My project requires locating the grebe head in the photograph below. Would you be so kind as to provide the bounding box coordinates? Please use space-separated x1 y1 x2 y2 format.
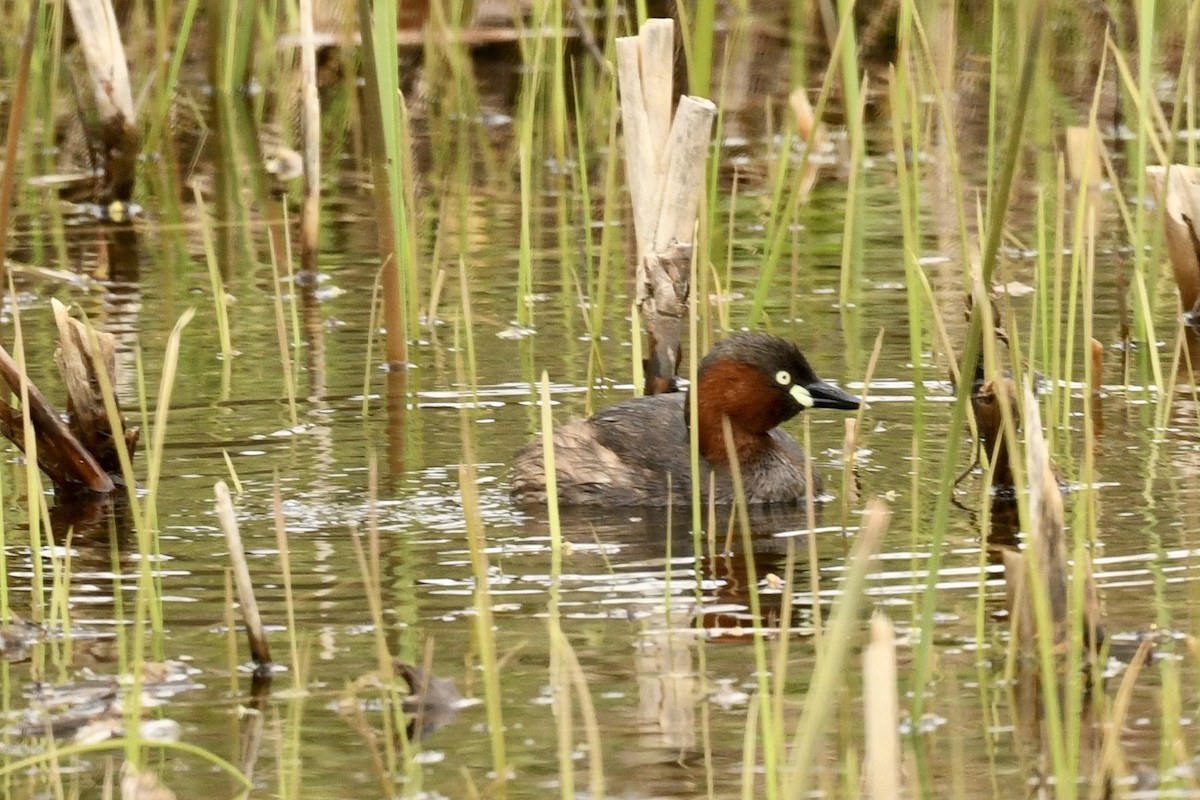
691 333 860 462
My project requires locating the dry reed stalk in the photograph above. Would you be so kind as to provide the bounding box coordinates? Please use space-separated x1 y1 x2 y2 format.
299 0 321 273
1065 127 1103 187
272 478 301 674
65 0 138 201
52 299 139 475
615 19 716 394
1090 638 1153 794
1001 547 1032 653
788 88 828 203
842 417 859 507
1005 386 1103 654
1147 165 1200 311
214 481 272 672
1066 127 1106 243
785 500 891 800
1025 384 1070 647
863 613 901 800
615 22 668 253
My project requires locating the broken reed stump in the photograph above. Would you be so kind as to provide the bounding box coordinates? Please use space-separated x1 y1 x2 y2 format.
65 0 138 202
52 299 139 477
0 300 139 496
214 480 273 674
1147 165 1200 315
616 19 716 395
862 614 901 800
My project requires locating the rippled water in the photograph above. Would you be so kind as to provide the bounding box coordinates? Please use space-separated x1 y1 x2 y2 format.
2 11 1199 800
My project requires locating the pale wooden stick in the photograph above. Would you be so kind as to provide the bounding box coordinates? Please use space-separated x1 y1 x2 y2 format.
636 95 716 393
64 0 134 122
1024 384 1102 654
842 418 859 508
1002 548 1032 651
1089 337 1104 395
615 36 654 258
650 96 717 251
638 19 675 161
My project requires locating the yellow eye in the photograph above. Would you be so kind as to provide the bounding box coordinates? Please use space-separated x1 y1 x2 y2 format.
775 370 791 385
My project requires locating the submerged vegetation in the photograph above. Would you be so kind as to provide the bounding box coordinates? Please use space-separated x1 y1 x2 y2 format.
0 0 1198 797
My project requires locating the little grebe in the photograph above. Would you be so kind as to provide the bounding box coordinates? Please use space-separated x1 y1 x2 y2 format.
511 333 860 506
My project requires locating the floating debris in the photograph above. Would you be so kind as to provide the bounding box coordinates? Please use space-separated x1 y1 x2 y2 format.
263 145 304 182
0 619 47 662
13 661 198 743
496 323 537 340
709 678 748 710
994 280 1035 297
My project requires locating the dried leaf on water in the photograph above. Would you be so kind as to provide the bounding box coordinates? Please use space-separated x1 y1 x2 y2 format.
993 280 1035 298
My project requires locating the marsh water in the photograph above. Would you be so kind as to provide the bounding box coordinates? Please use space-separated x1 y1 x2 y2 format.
3 10 1200 800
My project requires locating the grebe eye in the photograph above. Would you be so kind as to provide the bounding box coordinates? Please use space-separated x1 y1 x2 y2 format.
775 370 791 386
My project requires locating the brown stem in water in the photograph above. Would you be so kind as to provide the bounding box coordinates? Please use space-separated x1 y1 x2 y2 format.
356 0 407 366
